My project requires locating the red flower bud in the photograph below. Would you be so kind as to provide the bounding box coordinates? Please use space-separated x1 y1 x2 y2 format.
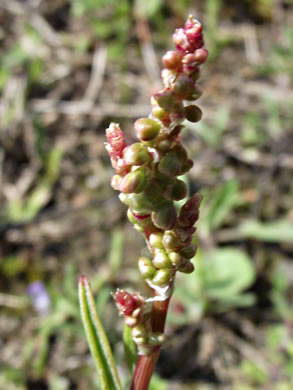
194 48 208 63
162 51 182 69
113 289 142 316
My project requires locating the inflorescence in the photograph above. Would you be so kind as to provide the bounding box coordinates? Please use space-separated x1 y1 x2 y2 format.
105 15 208 355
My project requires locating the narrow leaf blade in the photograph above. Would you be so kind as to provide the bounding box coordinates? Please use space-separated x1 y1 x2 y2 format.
123 324 137 374
79 276 122 390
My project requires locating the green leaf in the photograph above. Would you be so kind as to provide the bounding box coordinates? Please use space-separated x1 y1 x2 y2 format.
79 276 122 390
239 219 293 242
123 324 137 374
204 248 255 299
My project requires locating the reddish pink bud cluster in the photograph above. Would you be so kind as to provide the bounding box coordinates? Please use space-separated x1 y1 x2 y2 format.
113 289 143 316
105 123 127 174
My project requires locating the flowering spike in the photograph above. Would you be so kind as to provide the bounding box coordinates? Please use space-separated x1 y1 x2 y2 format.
104 16 208 359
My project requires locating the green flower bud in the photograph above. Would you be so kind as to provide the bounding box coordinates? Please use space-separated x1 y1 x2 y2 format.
162 50 182 69
138 257 156 278
135 118 161 141
162 231 182 251
154 90 178 112
156 139 172 153
168 252 182 267
123 143 151 166
164 179 187 201
179 244 197 259
151 203 177 230
126 193 153 214
158 152 182 177
152 105 168 121
178 260 194 274
149 332 166 345
134 224 144 232
132 324 147 338
144 179 163 203
149 232 164 249
184 105 202 123
133 336 148 346
120 167 147 194
153 250 172 269
171 144 188 163
152 269 173 286
172 74 195 96
184 86 202 101
180 158 194 174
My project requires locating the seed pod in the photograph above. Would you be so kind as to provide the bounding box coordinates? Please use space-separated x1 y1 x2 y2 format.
149 232 164 249
179 259 194 274
154 90 178 112
184 105 202 123
135 118 161 141
158 152 182 177
120 167 146 194
162 231 182 251
172 74 195 96
138 257 156 279
162 50 182 69
153 250 172 269
168 252 182 267
165 179 187 201
151 203 177 230
180 244 197 259
123 143 151 166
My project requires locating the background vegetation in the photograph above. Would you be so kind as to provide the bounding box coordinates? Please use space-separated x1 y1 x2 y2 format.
0 0 293 389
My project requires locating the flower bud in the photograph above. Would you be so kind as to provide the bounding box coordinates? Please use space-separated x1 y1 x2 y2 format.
180 158 194 174
172 74 195 96
151 203 177 230
194 48 208 63
154 90 178 112
135 118 161 141
138 257 156 279
125 316 138 327
173 28 190 51
152 269 173 286
184 86 202 101
133 336 148 346
165 179 187 201
149 332 166 345
123 143 151 166
127 209 150 225
113 289 142 316
153 250 172 269
156 139 172 153
120 167 146 194
162 231 182 251
161 69 176 88
126 193 153 214
132 324 147 338
168 252 182 267
162 50 182 69
158 152 182 177
149 232 164 249
152 105 168 121
179 244 197 259
111 175 122 190
184 105 202 123
143 179 163 203
171 144 188 163
179 259 194 273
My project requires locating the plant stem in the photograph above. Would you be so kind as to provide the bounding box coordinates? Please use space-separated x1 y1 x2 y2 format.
130 297 170 390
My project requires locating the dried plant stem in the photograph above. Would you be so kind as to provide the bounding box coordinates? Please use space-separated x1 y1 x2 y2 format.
130 298 170 390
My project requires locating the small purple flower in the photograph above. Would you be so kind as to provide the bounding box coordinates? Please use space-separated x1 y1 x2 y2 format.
28 281 51 316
